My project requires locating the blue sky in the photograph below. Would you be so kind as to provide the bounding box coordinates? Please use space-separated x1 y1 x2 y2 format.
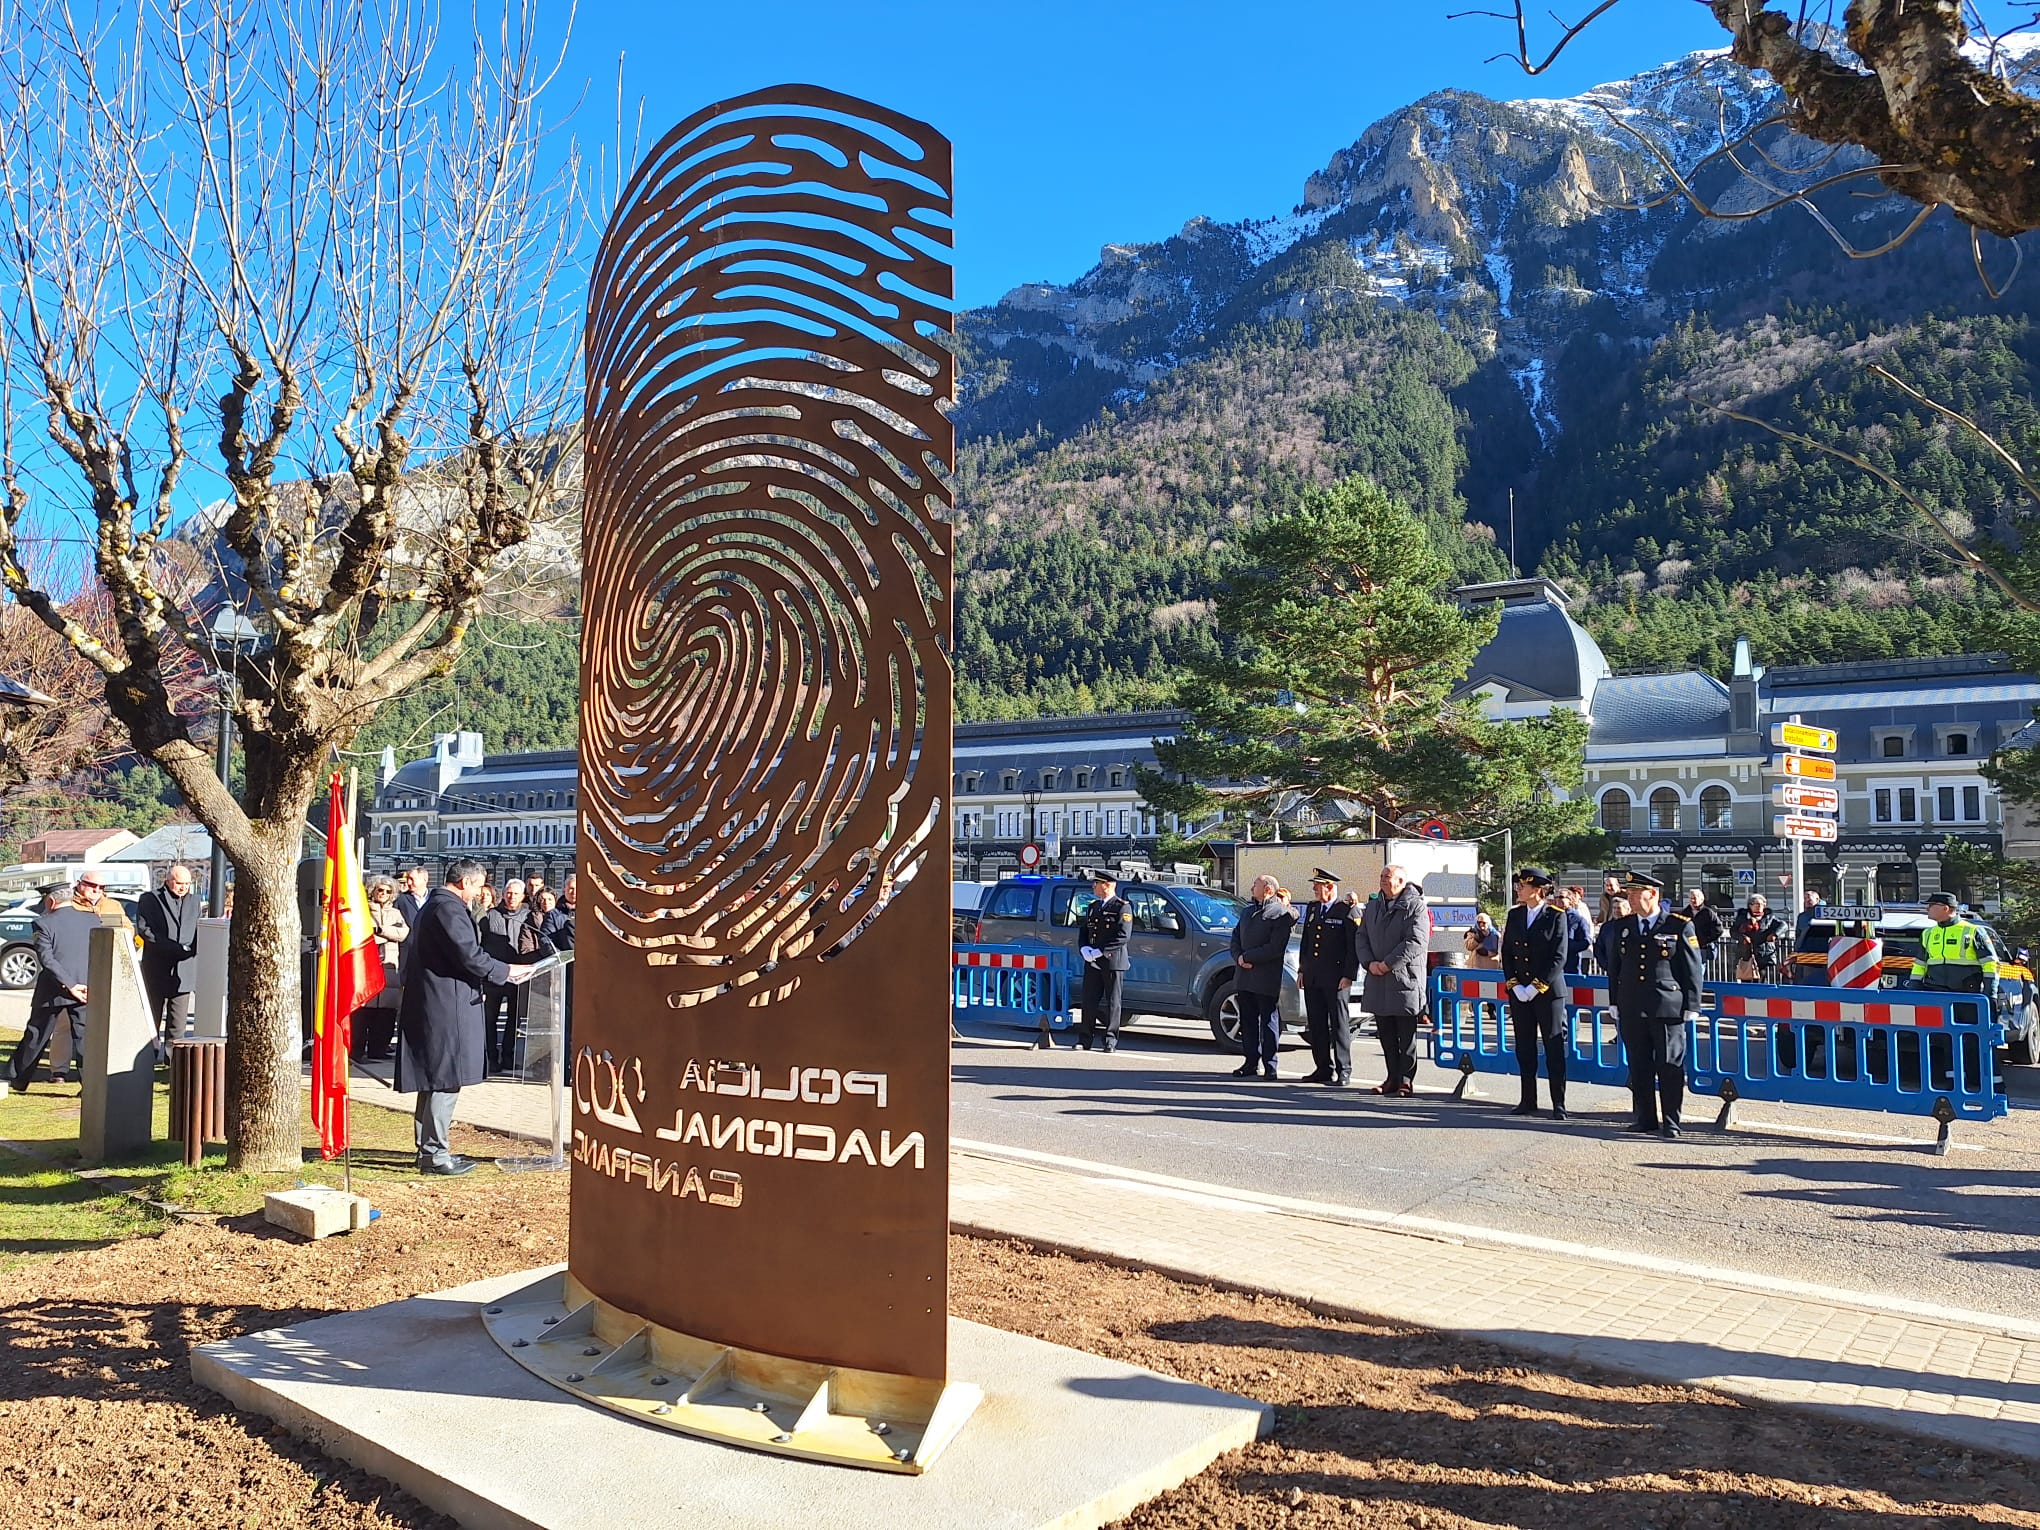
560 1 1730 307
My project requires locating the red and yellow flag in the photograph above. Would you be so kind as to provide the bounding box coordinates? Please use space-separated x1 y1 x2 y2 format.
311 770 384 1159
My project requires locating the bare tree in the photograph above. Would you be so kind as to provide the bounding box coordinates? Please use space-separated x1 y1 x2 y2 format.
0 549 211 793
0 0 587 1170
1471 2 2040 240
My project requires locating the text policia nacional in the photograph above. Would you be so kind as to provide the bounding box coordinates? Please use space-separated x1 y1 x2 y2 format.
572 1054 929 1206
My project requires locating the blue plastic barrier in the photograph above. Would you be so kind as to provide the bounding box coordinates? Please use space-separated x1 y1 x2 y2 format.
1689 982 2005 1145
1427 968 2008 1149
952 945 1075 1030
1429 970 1631 1092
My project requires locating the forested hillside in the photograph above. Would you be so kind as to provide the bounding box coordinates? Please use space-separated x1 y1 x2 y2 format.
950 43 2040 713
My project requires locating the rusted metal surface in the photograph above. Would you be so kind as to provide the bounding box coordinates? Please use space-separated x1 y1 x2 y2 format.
169 1038 228 1167
572 85 955 1384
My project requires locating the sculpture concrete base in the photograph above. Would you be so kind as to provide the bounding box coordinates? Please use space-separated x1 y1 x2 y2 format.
192 1266 1270 1530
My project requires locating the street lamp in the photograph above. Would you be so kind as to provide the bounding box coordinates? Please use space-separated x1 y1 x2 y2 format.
207 607 262 917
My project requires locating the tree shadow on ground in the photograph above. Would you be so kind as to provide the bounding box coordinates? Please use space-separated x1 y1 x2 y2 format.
1143 1313 2040 1528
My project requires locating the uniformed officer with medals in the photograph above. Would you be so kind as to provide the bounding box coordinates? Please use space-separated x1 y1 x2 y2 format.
1076 868 1133 1054
1501 867 1569 1119
1297 867 1359 1086
1609 871 1703 1139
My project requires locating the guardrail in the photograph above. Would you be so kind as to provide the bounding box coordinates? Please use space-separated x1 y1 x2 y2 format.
1427 969 2007 1152
1431 972 1629 1091
1689 982 2004 1151
952 945 1075 1031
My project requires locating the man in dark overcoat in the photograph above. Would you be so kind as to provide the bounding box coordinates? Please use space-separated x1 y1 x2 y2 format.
1229 874 1296 1079
396 859 534 1174
1296 867 1358 1085
1608 871 1703 1140
1501 867 1569 1119
135 862 201 1055
1075 868 1132 1053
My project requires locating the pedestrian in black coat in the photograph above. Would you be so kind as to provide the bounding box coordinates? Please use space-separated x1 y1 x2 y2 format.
479 881 552 1072
1609 872 1703 1140
1229 875 1296 1079
1296 869 1359 1085
395 861 533 1174
135 863 202 1052
5 876 108 1093
1074 869 1132 1053
1501 869 1569 1119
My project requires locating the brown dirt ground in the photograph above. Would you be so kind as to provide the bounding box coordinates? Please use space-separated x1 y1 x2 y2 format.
3 1134 2038 1530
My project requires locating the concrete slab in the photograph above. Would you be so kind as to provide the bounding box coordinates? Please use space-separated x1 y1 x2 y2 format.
192 1266 1270 1530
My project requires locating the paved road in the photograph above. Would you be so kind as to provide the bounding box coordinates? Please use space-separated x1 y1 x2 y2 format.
952 1010 2040 1323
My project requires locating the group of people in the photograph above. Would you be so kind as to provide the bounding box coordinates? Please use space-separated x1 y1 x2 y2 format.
1060 863 1433 1098
340 862 577 1175
351 866 576 1073
1 857 578 1178
1466 878 1809 984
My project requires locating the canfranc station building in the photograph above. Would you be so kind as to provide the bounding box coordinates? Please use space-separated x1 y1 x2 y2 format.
366 579 2037 907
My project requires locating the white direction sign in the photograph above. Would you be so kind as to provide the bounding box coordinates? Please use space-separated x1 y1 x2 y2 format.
1774 813 1839 843
1771 781 1840 813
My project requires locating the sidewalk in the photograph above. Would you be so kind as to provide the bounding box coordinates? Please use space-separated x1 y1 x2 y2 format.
346 1064 2040 1460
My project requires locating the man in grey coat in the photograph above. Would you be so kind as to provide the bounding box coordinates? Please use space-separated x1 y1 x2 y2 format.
1228 874 1296 1079
396 860 534 1174
1355 864 1429 1097
3 873 107 1094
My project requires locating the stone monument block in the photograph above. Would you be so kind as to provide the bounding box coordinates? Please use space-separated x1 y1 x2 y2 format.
80 922 156 1163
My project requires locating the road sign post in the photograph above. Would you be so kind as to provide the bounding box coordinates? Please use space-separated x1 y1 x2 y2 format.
1768 715 1839 917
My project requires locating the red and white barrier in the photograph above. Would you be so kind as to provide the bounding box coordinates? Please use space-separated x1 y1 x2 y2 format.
952 950 1054 970
1717 992 1944 1028
1827 936 1884 989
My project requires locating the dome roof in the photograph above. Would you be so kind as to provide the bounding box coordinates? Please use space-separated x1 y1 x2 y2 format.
1455 579 1609 707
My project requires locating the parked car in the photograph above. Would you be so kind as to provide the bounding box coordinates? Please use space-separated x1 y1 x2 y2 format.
951 881 990 945
970 874 1304 1047
0 903 39 989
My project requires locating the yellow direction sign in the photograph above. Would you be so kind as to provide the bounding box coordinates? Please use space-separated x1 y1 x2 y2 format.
1773 753 1837 781
1775 813 1839 842
1770 721 1837 752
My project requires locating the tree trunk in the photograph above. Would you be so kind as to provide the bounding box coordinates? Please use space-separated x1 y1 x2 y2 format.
224 828 308 1172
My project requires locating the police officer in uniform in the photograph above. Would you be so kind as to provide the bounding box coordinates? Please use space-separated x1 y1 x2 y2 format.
1909 891 2001 999
1076 868 1133 1054
1501 867 1569 1120
1297 868 1358 1086
1609 871 1703 1140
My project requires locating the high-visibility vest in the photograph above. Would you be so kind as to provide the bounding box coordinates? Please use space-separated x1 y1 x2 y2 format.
1911 919 1999 980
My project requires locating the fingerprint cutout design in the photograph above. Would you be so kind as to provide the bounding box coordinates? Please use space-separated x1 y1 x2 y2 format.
580 86 954 1013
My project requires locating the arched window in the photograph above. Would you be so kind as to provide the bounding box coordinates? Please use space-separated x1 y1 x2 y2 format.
380 825 392 850
1598 789 1632 832
1698 785 1732 830
397 826 410 852
1649 788 1681 832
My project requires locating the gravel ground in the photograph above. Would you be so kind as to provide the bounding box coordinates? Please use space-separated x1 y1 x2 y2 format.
3 1162 2037 1529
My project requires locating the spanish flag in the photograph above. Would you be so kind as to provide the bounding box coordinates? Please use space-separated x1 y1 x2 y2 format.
311 770 384 1159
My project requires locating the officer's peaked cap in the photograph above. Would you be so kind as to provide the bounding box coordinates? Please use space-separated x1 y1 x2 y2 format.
1623 871 1664 891
1086 867 1118 883
1311 867 1338 884
1514 866 1553 888
1924 890 1959 909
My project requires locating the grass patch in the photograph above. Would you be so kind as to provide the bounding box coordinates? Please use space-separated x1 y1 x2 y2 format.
1 1012 529 1225
0 1145 164 1272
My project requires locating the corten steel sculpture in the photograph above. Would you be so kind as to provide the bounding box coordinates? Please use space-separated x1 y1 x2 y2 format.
482 86 972 1471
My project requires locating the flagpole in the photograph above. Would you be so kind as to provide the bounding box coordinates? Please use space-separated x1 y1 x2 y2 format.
344 765 357 1199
